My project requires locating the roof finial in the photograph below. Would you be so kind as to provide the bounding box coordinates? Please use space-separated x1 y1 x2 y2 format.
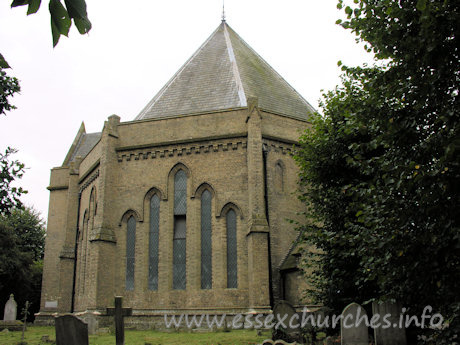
222 0 226 22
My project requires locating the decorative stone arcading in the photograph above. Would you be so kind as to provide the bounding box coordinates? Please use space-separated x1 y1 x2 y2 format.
116 140 247 163
79 169 100 193
262 138 296 155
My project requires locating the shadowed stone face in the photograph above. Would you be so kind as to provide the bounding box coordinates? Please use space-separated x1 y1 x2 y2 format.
55 315 88 345
372 301 407 345
341 303 369 345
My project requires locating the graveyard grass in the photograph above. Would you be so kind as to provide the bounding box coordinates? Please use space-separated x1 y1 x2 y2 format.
0 325 269 344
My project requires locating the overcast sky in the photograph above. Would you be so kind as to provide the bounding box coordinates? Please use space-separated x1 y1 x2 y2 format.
0 0 374 219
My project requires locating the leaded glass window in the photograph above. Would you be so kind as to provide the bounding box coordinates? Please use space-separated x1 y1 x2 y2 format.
201 190 212 289
226 209 237 288
275 162 284 192
126 216 136 290
173 170 187 289
148 194 160 290
174 170 187 215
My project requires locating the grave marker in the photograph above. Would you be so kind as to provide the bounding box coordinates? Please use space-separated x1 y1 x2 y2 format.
341 302 368 345
107 296 132 345
372 301 407 345
3 294 17 321
55 314 89 345
273 300 297 334
20 301 30 343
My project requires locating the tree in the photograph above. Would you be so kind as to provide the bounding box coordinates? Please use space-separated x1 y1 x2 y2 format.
10 0 91 47
1 0 91 68
0 147 27 215
294 0 459 343
0 207 45 321
0 0 89 321
0 67 20 114
0 207 45 260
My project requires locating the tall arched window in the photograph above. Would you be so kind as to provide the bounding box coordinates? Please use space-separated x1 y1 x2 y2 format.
173 170 187 290
89 188 96 229
126 216 136 290
275 162 284 192
148 194 160 290
77 212 89 296
81 216 89 294
201 190 212 289
226 209 237 288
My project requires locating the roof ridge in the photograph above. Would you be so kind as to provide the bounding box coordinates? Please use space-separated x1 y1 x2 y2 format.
134 22 315 121
135 23 225 120
277 230 303 271
62 122 86 166
225 24 316 114
222 22 246 107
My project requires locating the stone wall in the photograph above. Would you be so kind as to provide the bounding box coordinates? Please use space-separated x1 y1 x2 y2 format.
38 107 311 322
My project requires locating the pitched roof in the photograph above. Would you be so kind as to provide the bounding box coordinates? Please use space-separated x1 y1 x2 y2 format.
278 231 304 271
135 21 315 121
62 122 101 166
69 132 101 162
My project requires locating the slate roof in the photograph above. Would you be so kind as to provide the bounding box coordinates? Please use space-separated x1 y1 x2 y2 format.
69 132 101 163
278 231 304 271
62 122 101 166
135 21 315 121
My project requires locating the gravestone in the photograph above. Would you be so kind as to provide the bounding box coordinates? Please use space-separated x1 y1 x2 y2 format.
107 296 132 345
273 300 297 334
372 301 407 345
341 303 368 345
55 314 89 345
79 312 98 335
272 300 303 344
3 294 17 321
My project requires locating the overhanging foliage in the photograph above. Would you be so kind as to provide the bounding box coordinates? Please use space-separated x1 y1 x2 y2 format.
295 0 459 343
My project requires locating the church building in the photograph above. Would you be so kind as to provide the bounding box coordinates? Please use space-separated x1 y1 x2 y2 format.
36 19 315 328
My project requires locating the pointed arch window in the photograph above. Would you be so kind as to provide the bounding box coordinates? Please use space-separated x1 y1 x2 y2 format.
126 216 136 290
148 194 160 290
226 209 237 288
173 170 187 290
275 162 284 192
77 213 89 296
201 190 212 289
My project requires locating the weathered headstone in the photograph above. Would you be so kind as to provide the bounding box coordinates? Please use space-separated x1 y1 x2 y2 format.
107 296 132 345
273 300 297 334
3 294 17 321
273 300 303 344
78 312 98 335
341 302 368 345
55 314 89 345
372 301 407 345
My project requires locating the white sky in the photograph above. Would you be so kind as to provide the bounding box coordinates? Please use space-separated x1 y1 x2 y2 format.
0 0 374 220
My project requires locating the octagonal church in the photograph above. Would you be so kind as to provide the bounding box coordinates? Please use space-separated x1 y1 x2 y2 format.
36 20 315 327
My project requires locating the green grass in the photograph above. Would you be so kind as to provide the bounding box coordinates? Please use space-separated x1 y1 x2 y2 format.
0 326 270 345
